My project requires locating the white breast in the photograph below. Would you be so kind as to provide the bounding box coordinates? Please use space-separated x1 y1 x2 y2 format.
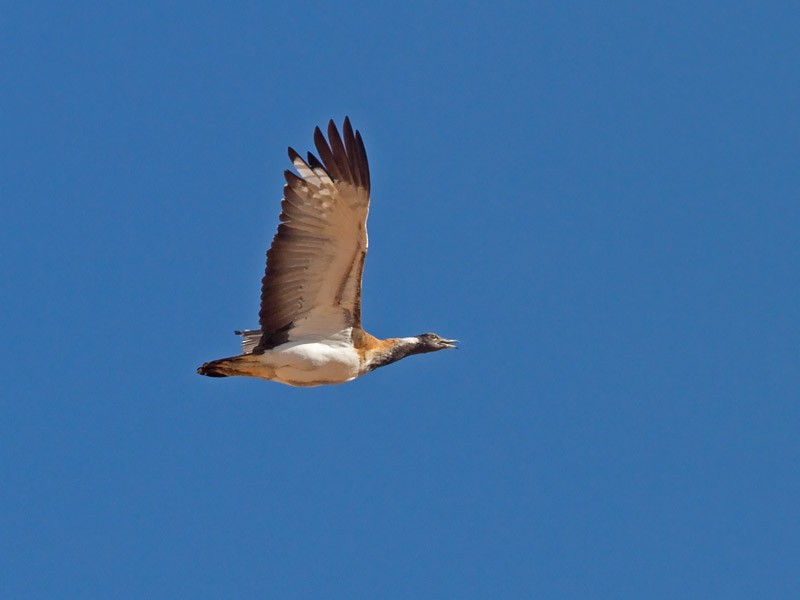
261 341 361 387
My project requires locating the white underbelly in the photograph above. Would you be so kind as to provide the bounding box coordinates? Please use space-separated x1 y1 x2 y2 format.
263 342 361 387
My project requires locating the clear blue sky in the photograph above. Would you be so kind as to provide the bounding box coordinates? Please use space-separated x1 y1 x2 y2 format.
3 2 799 598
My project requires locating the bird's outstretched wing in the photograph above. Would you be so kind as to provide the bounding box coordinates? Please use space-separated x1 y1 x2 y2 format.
253 117 371 352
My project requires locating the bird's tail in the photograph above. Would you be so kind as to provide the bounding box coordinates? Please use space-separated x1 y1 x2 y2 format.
197 354 270 379
197 357 236 377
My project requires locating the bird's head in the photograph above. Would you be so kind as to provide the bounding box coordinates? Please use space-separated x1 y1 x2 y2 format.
415 333 458 353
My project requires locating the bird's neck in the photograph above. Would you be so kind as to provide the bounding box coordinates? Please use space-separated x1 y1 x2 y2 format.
365 337 421 371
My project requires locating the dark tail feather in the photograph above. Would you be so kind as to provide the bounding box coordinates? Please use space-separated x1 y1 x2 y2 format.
197 360 230 378
197 354 268 379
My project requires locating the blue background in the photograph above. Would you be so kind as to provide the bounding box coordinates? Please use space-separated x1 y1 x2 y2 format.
3 2 799 597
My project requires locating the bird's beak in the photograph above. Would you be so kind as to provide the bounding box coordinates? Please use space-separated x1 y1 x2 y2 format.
441 338 458 349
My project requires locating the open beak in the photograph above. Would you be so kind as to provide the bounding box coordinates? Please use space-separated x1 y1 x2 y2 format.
441 338 459 349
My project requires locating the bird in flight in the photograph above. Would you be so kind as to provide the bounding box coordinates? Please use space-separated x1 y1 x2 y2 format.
197 117 456 387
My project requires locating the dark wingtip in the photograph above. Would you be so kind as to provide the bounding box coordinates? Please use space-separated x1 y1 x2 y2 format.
355 130 370 191
306 151 324 170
